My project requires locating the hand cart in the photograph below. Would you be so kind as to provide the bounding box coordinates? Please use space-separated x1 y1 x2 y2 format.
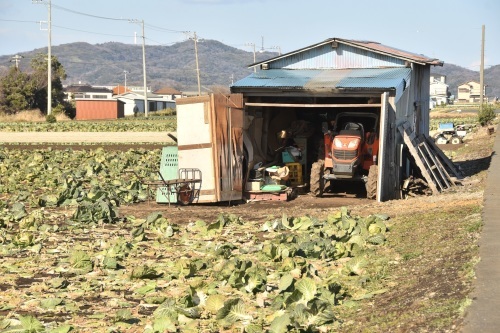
124 168 202 205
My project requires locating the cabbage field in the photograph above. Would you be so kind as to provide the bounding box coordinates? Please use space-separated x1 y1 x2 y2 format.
0 146 393 332
0 117 176 132
0 111 491 332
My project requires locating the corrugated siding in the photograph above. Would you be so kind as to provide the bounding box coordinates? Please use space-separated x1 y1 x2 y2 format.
269 43 407 70
75 100 123 120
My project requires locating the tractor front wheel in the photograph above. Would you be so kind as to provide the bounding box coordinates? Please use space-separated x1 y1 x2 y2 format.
310 160 326 197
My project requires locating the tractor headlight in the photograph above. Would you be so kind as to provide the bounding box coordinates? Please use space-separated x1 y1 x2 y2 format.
333 138 343 148
347 138 360 148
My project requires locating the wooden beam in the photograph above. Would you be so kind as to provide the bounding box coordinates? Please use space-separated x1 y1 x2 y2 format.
398 124 440 194
244 102 382 108
423 134 462 178
178 143 212 150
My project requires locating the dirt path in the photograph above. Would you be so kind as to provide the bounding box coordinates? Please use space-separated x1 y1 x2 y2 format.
0 131 177 143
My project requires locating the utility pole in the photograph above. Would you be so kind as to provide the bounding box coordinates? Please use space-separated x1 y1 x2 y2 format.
130 19 148 117
32 0 52 116
245 43 256 72
123 70 128 92
192 32 201 96
141 20 148 117
270 45 282 55
479 24 485 110
10 55 24 70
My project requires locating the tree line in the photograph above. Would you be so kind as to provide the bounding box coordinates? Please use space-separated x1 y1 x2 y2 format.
0 54 73 117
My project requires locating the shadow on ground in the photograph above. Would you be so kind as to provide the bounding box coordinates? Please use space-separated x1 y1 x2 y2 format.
455 153 494 177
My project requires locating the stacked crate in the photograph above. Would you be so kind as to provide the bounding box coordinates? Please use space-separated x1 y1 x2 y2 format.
286 163 303 186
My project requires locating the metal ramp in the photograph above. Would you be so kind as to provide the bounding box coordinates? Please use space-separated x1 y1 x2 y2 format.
398 122 463 194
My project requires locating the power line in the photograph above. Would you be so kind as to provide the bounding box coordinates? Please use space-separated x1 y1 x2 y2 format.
51 4 188 36
144 23 186 34
143 37 180 47
0 18 39 23
2 5 195 48
51 5 189 47
51 4 130 21
52 24 132 38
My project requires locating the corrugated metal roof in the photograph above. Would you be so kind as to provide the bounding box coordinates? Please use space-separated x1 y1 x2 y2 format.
65 84 112 94
339 39 442 66
154 87 182 95
250 37 443 69
232 67 411 98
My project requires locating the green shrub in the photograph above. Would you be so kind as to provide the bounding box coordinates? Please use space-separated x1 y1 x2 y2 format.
51 104 65 116
477 103 496 126
45 113 57 123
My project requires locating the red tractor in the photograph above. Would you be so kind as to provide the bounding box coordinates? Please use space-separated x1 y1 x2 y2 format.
310 112 380 199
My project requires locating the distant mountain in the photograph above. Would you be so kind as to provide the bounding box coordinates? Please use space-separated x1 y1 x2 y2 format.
0 41 498 99
432 63 500 100
0 40 276 92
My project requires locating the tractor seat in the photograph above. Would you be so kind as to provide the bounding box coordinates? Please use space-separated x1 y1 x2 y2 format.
339 122 363 137
344 122 361 131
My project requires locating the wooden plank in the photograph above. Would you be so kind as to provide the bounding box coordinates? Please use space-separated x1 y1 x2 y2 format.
244 102 382 108
416 144 446 190
419 139 453 187
244 191 288 201
431 153 455 184
214 93 245 200
176 95 210 105
407 130 417 142
398 124 439 194
417 145 444 191
178 143 212 150
377 92 390 202
423 134 462 178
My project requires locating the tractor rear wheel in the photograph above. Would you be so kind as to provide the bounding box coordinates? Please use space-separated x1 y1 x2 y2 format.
310 159 326 197
366 165 378 199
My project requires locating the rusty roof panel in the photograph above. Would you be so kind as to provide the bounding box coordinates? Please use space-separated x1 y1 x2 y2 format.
231 67 411 101
338 39 443 65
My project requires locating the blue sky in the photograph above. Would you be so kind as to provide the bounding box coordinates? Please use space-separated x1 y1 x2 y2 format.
0 0 499 70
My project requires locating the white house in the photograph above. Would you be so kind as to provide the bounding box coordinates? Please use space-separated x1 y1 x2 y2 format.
116 91 176 116
153 87 183 101
457 81 486 103
429 75 449 109
64 84 113 102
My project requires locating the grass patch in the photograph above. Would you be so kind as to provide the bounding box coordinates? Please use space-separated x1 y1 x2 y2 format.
0 109 71 122
338 201 483 332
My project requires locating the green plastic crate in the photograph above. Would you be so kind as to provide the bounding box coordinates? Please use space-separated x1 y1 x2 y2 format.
156 146 178 203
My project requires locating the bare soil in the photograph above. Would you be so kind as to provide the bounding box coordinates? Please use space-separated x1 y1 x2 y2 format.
1 119 495 332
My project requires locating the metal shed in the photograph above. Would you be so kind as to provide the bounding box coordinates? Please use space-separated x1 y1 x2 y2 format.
174 38 445 203
75 99 125 120
228 38 444 202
